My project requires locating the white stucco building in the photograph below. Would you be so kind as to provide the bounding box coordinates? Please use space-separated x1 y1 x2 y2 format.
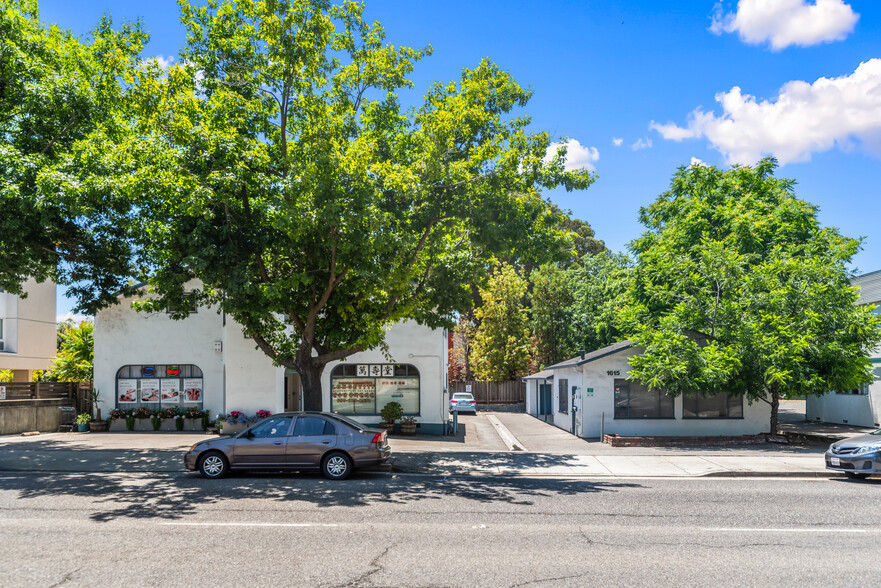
94 284 450 434
806 269 881 428
0 279 57 381
524 342 771 438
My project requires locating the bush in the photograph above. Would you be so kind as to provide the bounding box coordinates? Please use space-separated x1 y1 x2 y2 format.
380 401 403 424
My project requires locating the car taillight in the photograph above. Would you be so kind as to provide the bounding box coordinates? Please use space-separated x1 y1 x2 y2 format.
371 433 383 444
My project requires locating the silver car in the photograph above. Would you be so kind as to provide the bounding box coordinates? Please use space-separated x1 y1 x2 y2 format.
185 412 391 480
825 429 881 479
450 392 477 413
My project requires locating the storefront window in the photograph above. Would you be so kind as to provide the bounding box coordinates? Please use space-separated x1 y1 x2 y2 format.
116 364 203 408
330 364 419 415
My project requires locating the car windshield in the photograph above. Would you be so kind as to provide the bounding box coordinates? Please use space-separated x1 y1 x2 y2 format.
453 394 474 400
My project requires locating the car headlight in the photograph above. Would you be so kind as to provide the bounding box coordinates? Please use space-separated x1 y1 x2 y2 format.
829 443 836 452
854 444 881 456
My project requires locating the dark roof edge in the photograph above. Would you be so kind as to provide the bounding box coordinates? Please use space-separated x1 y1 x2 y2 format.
546 341 635 370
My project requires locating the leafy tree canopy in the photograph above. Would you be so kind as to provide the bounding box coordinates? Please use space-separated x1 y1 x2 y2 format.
0 0 147 306
7 0 595 408
471 264 530 381
619 159 881 432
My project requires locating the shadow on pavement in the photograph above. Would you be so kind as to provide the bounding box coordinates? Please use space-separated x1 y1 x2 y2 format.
0 470 642 523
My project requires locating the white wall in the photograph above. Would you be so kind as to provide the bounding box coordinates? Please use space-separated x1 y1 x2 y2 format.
322 320 448 430
806 371 881 429
546 347 771 438
93 284 225 416
0 279 56 371
95 292 448 430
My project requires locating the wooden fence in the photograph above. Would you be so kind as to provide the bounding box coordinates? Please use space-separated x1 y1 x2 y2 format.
0 381 93 413
450 380 525 405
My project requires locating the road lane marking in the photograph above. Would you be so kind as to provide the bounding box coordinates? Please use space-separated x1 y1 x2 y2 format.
161 523 339 528
702 528 871 533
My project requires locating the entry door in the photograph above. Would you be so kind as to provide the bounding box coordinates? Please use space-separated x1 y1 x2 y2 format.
285 372 301 412
539 384 553 415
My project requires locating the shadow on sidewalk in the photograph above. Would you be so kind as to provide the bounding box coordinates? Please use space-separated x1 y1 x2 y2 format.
0 470 642 523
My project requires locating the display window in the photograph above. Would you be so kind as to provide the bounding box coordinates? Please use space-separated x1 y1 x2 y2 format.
330 364 420 415
115 365 203 408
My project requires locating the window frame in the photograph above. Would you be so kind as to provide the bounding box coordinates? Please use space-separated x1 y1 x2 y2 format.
613 378 674 419
682 392 744 419
558 378 569 414
114 364 204 409
329 363 420 416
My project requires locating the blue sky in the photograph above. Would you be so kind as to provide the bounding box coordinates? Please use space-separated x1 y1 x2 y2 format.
41 0 881 319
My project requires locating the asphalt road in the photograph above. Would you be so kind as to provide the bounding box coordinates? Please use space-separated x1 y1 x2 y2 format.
1 471 879 587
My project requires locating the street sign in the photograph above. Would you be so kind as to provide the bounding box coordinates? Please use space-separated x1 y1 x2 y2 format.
465 384 472 392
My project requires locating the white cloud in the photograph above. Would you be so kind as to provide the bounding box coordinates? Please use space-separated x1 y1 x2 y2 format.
143 55 175 69
650 59 881 165
545 139 600 171
612 137 624 147
56 312 91 324
710 0 859 50
690 157 708 167
630 137 652 151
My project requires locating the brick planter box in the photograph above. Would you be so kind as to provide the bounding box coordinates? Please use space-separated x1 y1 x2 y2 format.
603 433 777 447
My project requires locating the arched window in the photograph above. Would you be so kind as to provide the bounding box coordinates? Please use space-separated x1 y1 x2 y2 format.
115 364 204 408
330 363 420 416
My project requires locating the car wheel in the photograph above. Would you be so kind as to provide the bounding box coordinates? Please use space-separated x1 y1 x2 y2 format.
322 452 352 480
845 472 870 480
198 451 229 479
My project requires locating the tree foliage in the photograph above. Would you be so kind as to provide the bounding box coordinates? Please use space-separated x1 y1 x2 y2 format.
46 320 94 382
0 0 147 307
568 251 632 353
8 0 593 409
528 264 575 369
619 159 881 432
471 264 530 381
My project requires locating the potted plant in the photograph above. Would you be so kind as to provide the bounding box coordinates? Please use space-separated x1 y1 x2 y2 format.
379 401 403 432
400 415 417 435
151 411 162 431
74 413 92 432
89 389 107 432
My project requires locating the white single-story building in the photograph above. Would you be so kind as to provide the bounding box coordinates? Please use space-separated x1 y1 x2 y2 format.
94 283 450 434
807 269 881 428
524 341 771 438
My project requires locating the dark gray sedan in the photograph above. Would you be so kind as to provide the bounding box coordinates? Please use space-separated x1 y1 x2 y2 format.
825 429 881 479
185 412 391 480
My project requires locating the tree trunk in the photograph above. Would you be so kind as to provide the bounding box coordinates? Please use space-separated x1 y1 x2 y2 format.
769 383 780 435
296 358 326 412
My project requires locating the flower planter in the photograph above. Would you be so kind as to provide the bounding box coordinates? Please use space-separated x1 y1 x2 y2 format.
218 422 249 436
399 424 417 436
109 419 128 432
76 423 90 432
89 420 107 432
185 418 205 431
134 419 154 431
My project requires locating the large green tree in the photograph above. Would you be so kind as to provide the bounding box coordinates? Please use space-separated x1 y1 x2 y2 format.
471 264 530 381
569 251 632 353
620 159 881 433
0 0 147 307
44 0 592 409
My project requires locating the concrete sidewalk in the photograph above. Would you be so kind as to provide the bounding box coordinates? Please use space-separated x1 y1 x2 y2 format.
0 428 835 478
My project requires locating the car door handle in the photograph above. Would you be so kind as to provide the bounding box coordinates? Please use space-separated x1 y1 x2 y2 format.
273 442 283 445
321 440 332 444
